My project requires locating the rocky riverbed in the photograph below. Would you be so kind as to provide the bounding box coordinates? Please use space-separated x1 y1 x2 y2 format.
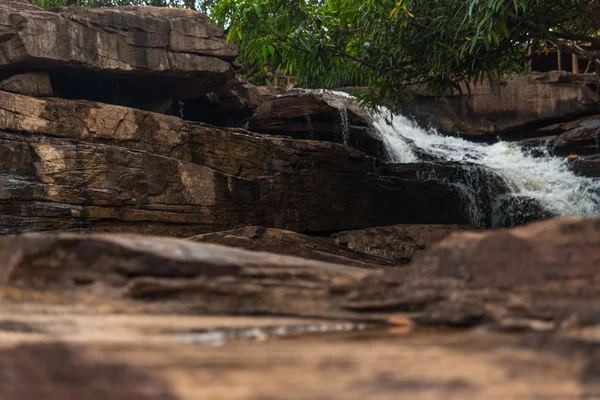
1 1 600 398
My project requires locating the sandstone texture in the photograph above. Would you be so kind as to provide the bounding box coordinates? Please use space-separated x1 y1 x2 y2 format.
1 217 600 398
2 217 600 326
189 226 395 269
0 0 237 102
0 89 490 235
403 72 600 138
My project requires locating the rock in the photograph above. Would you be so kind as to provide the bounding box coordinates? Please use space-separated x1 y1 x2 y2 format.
402 72 600 139
0 315 595 400
571 155 600 177
547 116 600 156
332 224 474 264
407 217 600 327
3 218 600 328
0 342 179 400
384 161 513 228
0 72 52 97
491 195 557 227
0 2 237 102
0 321 595 400
248 88 386 158
0 89 477 235
0 232 381 319
188 226 395 269
181 81 261 127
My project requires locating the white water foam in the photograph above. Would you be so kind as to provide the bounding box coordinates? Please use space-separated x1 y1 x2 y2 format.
373 111 600 217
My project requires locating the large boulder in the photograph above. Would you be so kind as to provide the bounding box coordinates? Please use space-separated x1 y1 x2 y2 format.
403 72 600 139
0 1 237 103
246 88 386 158
404 217 600 327
188 226 395 269
0 90 478 236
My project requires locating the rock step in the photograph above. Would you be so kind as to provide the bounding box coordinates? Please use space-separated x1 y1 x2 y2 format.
0 89 497 235
2 217 600 328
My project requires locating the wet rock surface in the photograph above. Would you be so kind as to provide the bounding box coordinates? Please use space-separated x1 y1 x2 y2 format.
200 85 388 158
0 89 485 235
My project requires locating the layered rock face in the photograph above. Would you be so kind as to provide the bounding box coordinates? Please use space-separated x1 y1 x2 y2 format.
403 72 600 139
0 86 491 235
0 0 237 107
186 85 386 158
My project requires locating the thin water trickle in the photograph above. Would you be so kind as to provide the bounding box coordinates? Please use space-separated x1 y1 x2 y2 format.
337 107 350 145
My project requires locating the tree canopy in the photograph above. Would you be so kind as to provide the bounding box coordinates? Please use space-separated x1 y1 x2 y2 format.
212 0 600 107
30 0 600 108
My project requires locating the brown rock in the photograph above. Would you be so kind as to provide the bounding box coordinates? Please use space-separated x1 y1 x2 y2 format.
0 2 237 100
0 232 378 319
0 72 52 97
548 116 600 156
402 72 600 138
189 226 395 269
248 88 385 157
0 90 478 235
405 217 600 327
410 217 600 287
332 224 475 264
0 343 179 400
0 314 594 400
3 217 600 329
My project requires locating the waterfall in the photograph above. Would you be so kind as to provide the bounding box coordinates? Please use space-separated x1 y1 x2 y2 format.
292 88 600 224
305 115 315 139
373 111 600 220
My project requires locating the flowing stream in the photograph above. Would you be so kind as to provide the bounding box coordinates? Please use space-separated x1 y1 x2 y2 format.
301 89 600 224
373 111 600 220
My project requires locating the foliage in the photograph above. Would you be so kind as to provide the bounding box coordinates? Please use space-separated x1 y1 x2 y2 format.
31 0 216 14
30 0 600 108
211 0 600 108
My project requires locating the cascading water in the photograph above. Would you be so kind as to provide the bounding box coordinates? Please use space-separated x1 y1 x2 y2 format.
373 111 600 221
292 88 600 225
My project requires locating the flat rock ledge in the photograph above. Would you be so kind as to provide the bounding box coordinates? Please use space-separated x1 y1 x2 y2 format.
2 216 600 328
0 0 237 100
2 217 600 399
